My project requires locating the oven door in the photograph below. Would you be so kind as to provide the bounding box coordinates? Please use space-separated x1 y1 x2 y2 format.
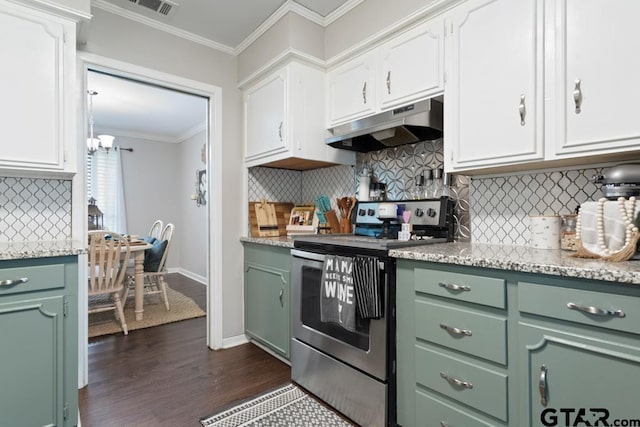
291 249 388 381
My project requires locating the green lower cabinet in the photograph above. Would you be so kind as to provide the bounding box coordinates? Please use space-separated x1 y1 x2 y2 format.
520 322 640 426
243 243 291 359
397 259 640 427
0 256 78 427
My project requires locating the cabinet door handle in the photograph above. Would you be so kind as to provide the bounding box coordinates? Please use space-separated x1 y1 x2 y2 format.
278 122 283 141
519 94 526 126
566 302 625 318
0 277 28 287
362 81 367 104
440 372 473 389
279 288 284 307
438 282 471 292
539 365 548 407
440 323 472 336
573 79 582 114
386 71 391 94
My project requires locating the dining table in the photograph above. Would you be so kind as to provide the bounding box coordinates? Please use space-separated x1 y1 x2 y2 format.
127 239 152 321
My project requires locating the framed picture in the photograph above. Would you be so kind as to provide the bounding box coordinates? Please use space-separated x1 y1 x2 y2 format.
196 169 206 206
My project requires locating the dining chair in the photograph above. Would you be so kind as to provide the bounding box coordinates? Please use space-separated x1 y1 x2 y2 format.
123 223 175 311
87 231 131 335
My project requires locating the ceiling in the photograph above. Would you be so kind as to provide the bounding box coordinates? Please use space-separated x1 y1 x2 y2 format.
88 0 352 144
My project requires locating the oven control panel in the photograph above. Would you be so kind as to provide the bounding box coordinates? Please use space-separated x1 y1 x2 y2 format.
355 198 452 227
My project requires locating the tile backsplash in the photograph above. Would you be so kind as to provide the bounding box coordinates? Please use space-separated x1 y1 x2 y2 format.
248 145 613 246
471 168 604 245
0 177 72 242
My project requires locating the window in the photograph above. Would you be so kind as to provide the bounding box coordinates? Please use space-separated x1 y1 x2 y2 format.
87 150 128 233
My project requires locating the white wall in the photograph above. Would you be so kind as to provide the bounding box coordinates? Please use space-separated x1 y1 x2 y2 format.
116 136 182 269
80 7 245 340
180 129 207 279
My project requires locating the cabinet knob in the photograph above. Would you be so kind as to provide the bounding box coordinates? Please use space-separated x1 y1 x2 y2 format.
438 282 471 292
440 323 472 336
566 302 625 317
0 277 28 287
386 71 391 94
539 365 548 407
573 79 582 114
440 371 473 389
519 94 526 126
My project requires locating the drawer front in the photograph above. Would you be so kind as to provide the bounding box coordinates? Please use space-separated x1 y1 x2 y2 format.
416 390 501 427
415 268 506 309
415 345 508 421
0 264 65 296
519 282 640 335
415 299 507 364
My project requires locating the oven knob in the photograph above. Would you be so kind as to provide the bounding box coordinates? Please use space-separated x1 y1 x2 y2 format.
358 209 366 216
415 208 424 217
426 208 437 218
367 209 376 216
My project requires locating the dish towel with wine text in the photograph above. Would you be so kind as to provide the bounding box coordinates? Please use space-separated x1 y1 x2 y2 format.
320 255 356 332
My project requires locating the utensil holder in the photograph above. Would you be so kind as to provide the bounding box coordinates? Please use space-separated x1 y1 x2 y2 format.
339 218 352 234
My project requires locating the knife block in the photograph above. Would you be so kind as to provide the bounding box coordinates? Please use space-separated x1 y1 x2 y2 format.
325 210 341 234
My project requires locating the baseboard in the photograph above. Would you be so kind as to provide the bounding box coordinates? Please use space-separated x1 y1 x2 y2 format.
172 268 207 285
222 334 249 348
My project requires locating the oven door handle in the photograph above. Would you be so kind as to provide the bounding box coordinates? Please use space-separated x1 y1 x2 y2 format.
291 249 326 262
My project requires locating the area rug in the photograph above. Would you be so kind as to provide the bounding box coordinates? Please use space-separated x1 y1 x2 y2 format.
200 384 354 426
89 287 205 338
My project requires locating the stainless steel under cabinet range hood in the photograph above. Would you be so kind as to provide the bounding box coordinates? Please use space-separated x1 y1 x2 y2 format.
326 98 443 152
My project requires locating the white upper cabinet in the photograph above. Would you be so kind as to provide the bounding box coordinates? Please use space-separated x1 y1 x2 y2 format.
326 52 377 126
378 19 444 110
0 0 76 176
245 70 287 162
551 0 640 158
244 61 355 169
326 18 445 128
445 0 544 172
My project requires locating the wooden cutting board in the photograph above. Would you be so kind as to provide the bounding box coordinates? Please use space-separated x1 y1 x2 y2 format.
249 201 294 237
253 199 280 237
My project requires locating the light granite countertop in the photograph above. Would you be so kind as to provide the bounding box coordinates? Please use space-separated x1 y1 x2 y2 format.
390 242 640 285
0 240 87 261
241 236 294 248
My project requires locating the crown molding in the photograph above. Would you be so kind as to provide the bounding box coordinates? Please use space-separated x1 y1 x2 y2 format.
92 0 235 55
177 123 206 143
234 0 364 55
323 0 364 25
237 48 325 89
94 126 180 143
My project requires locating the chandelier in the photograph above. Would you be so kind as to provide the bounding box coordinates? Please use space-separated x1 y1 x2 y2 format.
87 89 115 155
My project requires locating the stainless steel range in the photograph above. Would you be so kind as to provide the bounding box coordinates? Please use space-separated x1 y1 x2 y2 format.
291 198 455 426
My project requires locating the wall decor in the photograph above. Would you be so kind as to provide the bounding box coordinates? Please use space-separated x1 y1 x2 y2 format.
191 169 206 207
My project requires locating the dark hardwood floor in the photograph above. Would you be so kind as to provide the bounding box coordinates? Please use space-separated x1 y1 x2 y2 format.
78 274 291 427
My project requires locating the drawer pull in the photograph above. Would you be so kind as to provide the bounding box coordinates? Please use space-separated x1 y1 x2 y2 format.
0 277 29 287
440 323 472 336
539 365 548 407
438 282 471 292
566 302 625 318
440 372 473 389
279 288 284 307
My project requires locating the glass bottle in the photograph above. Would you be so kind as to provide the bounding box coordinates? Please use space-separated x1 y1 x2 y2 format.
560 214 578 251
432 168 444 198
412 173 424 200
422 169 433 199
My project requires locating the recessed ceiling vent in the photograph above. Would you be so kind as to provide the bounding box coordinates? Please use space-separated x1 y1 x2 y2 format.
128 0 179 16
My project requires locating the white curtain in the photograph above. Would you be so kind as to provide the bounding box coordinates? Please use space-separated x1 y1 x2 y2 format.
89 149 128 233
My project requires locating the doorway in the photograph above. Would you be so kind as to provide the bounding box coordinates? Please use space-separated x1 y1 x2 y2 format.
75 52 224 387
